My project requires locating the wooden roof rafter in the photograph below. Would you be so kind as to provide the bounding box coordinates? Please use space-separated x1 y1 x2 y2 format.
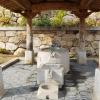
80 0 94 9
32 2 78 12
10 0 32 10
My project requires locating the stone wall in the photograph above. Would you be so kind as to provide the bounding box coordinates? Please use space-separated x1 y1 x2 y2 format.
0 27 100 56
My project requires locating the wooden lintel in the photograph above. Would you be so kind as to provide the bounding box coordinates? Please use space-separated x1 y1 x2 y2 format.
80 0 94 9
73 10 91 18
11 0 31 10
32 2 78 12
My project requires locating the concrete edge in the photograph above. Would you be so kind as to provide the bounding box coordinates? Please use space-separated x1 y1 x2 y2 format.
0 57 20 70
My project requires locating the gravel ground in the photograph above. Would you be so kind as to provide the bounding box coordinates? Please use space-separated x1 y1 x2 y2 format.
0 59 97 100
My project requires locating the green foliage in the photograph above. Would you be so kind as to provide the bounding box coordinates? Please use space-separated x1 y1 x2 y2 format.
0 48 10 54
17 16 26 26
32 16 51 26
51 10 66 27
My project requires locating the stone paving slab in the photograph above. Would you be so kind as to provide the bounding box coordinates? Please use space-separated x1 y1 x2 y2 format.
0 59 97 100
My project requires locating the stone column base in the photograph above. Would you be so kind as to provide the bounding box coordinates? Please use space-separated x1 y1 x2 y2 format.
94 68 100 100
0 67 5 97
77 50 87 64
25 50 33 64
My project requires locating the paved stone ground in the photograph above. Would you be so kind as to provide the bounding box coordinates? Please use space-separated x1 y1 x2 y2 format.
0 59 97 100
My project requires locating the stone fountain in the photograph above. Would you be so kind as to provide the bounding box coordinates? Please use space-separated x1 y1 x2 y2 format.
37 45 70 100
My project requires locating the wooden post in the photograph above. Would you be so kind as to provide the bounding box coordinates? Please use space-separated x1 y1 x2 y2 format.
79 17 86 50
0 67 5 97
77 17 87 64
25 12 33 64
73 10 89 64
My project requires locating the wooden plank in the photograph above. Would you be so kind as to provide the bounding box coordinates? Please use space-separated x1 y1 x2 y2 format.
32 2 78 12
10 0 31 10
80 0 94 8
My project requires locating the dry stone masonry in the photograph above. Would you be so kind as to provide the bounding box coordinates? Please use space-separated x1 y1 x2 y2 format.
0 27 99 56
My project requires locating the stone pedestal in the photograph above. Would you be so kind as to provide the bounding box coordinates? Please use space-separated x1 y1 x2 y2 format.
0 67 5 97
37 80 58 100
94 68 100 100
77 50 87 64
25 50 33 64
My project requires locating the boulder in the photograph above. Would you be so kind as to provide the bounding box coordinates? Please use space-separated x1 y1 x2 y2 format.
9 37 19 44
6 31 16 36
33 37 41 46
0 42 5 49
14 48 25 56
6 43 18 50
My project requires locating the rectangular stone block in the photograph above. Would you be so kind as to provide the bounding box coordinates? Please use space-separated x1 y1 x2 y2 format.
37 64 64 86
25 50 33 64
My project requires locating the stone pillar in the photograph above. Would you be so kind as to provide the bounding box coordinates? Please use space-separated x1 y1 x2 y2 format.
77 17 87 64
94 41 100 100
0 67 5 97
25 14 33 64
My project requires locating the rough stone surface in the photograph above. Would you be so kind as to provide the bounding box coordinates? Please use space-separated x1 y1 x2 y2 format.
0 42 5 49
33 37 41 46
86 34 95 41
0 58 96 100
0 31 5 36
95 34 100 40
14 48 25 56
9 37 19 44
0 29 100 56
6 31 16 36
0 37 9 42
6 43 18 50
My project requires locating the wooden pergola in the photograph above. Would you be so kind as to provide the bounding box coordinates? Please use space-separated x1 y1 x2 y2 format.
0 0 100 64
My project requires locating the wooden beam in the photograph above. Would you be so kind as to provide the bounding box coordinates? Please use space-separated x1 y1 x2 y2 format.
80 0 94 9
32 2 78 12
10 0 31 10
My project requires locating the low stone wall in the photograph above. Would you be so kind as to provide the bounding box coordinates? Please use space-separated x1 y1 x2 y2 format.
0 27 100 56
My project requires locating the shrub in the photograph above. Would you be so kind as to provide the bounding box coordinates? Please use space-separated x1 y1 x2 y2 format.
17 16 26 26
0 48 10 54
51 10 66 27
32 16 51 26
0 17 10 26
